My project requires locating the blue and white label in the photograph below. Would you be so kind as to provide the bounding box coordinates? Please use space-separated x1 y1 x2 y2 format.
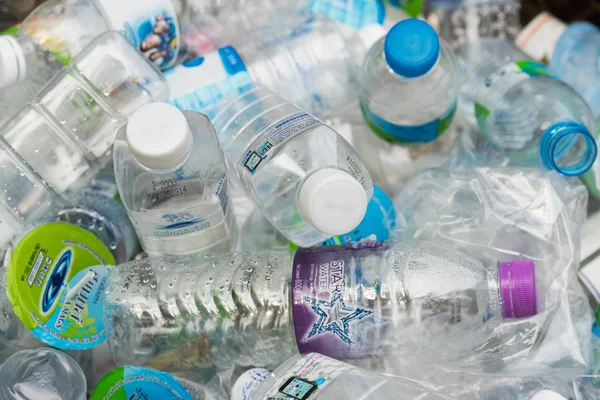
320 185 395 246
240 112 321 175
165 46 253 114
311 0 385 29
96 0 180 70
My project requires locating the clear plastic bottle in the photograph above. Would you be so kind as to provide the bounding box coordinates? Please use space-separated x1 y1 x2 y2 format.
211 87 373 247
103 240 538 373
232 352 455 400
0 0 188 90
166 17 386 118
0 348 86 400
459 38 598 176
113 102 232 256
240 185 395 250
2 189 137 351
359 19 462 144
0 31 168 196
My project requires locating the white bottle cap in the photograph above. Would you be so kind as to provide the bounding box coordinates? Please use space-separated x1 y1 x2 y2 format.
231 368 271 400
126 103 194 171
357 24 387 50
516 12 567 61
297 168 368 236
530 390 568 400
0 36 26 88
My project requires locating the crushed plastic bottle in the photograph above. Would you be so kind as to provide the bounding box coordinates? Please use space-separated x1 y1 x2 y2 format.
359 19 462 144
103 240 538 373
113 103 232 256
0 348 86 400
460 38 598 176
166 17 385 118
212 87 373 247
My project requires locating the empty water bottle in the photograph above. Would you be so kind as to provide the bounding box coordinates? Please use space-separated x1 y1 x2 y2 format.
103 240 538 373
460 38 598 176
232 352 454 400
3 190 136 350
0 348 86 400
0 31 167 197
517 12 600 118
167 17 385 118
113 103 232 256
0 0 186 85
212 87 373 247
359 19 462 144
240 185 395 250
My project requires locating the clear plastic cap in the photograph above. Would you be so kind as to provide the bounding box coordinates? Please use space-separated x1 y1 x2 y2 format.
126 103 194 171
530 390 568 400
231 368 271 400
297 168 368 236
0 35 26 88
0 348 87 400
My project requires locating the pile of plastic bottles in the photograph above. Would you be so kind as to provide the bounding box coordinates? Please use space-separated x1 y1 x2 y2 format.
0 0 600 399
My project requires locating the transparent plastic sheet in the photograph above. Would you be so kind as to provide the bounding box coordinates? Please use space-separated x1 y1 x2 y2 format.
349 164 591 391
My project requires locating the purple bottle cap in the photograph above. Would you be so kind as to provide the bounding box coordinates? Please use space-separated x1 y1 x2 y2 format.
499 259 537 319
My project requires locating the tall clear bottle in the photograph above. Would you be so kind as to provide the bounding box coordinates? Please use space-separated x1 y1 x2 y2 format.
103 241 538 375
460 38 598 176
113 103 232 256
212 87 373 248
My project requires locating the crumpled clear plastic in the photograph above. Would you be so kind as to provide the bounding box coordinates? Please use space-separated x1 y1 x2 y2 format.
348 165 592 391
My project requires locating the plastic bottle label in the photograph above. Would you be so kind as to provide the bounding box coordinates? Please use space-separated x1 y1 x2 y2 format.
291 243 385 358
474 60 558 128
386 0 423 18
361 100 457 143
95 0 180 70
166 46 253 113
516 12 567 63
91 366 193 400
239 112 321 176
5 223 115 350
129 174 228 238
262 353 353 399
311 0 385 29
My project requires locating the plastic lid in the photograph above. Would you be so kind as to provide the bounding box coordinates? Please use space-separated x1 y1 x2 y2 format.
357 24 386 50
231 368 271 400
297 168 368 236
0 348 87 400
126 102 194 171
384 19 440 78
499 259 537 319
530 390 568 400
0 35 26 88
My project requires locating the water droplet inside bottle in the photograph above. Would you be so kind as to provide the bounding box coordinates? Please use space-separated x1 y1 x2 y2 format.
168 283 174 288
34 148 39 153
292 150 298 157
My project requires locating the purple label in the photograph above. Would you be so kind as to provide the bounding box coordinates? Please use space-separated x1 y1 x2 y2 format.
291 243 383 358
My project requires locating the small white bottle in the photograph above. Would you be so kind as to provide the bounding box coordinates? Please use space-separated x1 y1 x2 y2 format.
113 102 232 256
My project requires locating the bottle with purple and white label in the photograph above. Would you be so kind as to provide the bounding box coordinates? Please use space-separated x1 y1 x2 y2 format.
113 102 232 256
103 240 539 374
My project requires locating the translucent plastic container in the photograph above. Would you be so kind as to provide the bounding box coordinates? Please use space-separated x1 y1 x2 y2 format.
0 31 168 196
167 17 386 119
0 348 86 400
359 19 462 144
460 38 597 176
212 87 373 247
113 103 232 256
103 241 538 373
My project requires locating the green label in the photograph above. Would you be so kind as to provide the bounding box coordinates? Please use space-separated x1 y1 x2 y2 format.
6 222 115 350
1 25 20 36
92 366 193 400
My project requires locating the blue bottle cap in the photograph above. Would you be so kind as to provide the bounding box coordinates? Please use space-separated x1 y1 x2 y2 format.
384 19 440 78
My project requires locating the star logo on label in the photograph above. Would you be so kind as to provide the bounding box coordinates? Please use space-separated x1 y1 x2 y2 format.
303 292 373 345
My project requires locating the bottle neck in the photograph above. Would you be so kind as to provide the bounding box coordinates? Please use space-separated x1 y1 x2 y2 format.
487 264 503 319
539 120 597 177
